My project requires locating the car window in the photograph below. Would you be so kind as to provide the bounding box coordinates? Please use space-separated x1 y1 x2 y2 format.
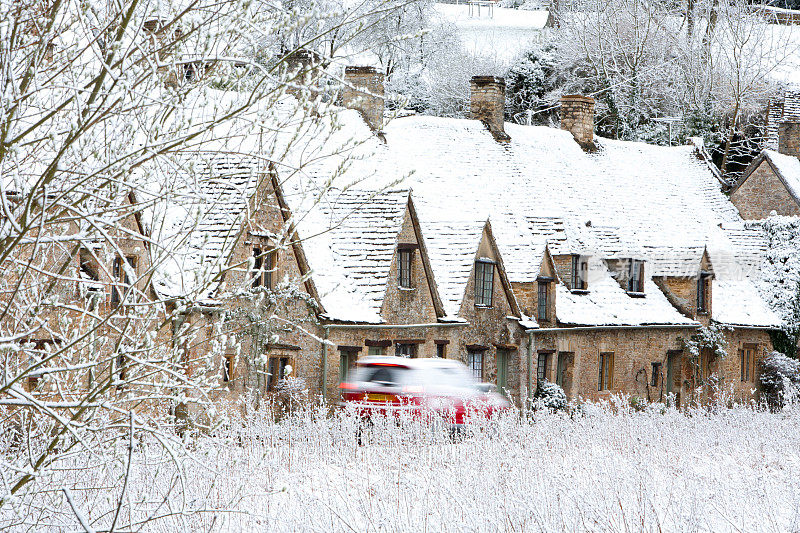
358 365 408 387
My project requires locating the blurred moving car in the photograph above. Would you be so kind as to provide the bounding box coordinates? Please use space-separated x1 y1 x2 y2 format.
339 356 511 426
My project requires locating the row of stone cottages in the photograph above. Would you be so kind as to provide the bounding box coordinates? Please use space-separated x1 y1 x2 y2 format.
14 67 799 410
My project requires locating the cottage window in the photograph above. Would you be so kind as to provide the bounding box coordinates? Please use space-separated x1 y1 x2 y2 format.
740 344 758 382
467 350 484 380
598 352 614 391
474 260 494 306
651 362 661 387
115 354 127 389
266 356 291 391
435 341 447 358
697 272 711 313
537 281 549 321
537 352 550 384
111 255 137 306
222 354 234 383
368 346 386 356
396 343 416 358
398 249 413 288
252 247 276 289
571 255 588 290
627 260 644 293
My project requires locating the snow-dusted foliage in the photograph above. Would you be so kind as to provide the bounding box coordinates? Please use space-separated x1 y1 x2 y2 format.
3 403 800 531
749 216 800 355
532 380 568 412
761 351 800 408
0 0 400 519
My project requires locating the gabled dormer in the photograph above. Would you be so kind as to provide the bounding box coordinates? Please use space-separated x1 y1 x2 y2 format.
462 221 520 317
380 195 444 323
552 253 590 293
509 245 557 324
652 247 715 322
606 258 646 297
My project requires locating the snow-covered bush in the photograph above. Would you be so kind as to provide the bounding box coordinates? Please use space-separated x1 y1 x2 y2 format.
760 352 800 409
533 380 568 412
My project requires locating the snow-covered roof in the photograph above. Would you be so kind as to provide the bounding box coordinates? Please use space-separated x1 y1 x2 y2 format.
147 95 780 329
285 112 778 327
734 149 800 205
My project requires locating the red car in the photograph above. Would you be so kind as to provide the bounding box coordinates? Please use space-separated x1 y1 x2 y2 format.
339 356 511 427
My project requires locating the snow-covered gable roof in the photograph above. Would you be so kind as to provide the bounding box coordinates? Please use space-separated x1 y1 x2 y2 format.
734 149 800 205
297 188 409 323
420 219 488 318
289 112 777 327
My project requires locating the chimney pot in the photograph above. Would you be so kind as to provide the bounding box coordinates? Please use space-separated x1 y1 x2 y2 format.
342 66 385 131
778 118 800 157
560 94 596 150
470 76 509 142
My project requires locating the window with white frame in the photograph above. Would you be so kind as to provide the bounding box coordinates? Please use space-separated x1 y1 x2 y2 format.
474 260 494 306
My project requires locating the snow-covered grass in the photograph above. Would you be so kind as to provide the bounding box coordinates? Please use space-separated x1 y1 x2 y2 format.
4 401 800 531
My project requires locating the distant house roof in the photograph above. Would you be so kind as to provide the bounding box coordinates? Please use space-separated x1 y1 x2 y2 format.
732 149 800 206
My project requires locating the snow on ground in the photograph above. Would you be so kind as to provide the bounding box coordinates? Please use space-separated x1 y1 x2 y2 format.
5 403 800 532
434 3 548 62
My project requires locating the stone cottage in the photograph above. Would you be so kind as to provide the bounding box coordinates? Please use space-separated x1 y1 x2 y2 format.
159 69 781 410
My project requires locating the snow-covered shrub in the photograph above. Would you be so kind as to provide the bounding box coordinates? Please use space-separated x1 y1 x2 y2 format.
760 352 800 409
533 380 568 412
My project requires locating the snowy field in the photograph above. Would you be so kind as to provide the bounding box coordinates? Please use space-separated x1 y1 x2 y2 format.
4 401 800 532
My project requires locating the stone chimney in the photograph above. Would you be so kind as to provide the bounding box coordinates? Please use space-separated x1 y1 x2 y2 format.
282 49 322 96
560 94 596 150
342 66 384 131
470 76 510 142
778 119 800 157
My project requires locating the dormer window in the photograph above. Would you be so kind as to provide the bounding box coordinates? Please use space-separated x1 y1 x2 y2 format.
627 260 644 294
697 271 711 314
475 260 495 307
252 247 276 289
111 255 137 306
571 255 588 291
397 246 414 288
537 278 551 321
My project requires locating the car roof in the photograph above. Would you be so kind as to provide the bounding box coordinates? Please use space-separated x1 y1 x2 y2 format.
356 356 466 370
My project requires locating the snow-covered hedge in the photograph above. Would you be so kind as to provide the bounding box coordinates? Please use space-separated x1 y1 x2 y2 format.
760 351 800 408
532 380 568 412
5 402 800 531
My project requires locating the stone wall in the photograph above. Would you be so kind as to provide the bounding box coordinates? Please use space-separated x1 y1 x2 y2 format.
779 120 800 157
731 159 800 219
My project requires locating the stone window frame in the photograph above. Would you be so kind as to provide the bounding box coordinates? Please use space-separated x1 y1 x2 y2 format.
537 277 552 321
697 271 712 314
740 344 758 383
650 362 662 387
571 254 588 291
537 350 552 384
397 244 416 289
395 341 421 358
435 340 448 358
467 348 485 380
222 353 235 383
626 260 645 294
251 244 277 290
111 254 138 306
598 352 615 391
556 351 574 388
474 259 495 307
